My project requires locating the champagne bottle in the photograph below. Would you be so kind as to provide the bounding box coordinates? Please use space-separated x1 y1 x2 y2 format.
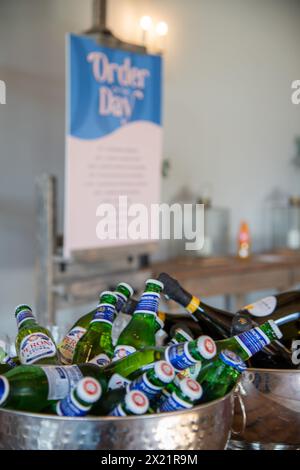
159 272 295 368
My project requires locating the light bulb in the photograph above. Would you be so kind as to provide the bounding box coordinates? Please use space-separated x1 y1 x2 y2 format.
140 16 153 32
156 21 168 37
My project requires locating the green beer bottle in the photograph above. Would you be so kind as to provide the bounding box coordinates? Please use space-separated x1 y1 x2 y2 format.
198 350 246 402
158 377 203 412
106 335 217 390
92 360 175 415
168 328 201 380
109 389 149 416
0 346 17 369
72 292 118 366
215 319 283 361
15 305 59 365
113 279 164 361
0 363 107 412
59 282 133 365
55 376 102 417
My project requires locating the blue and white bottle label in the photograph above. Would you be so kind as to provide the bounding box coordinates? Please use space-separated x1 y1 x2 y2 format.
135 292 160 315
20 333 57 365
59 326 87 365
108 373 131 390
57 392 90 417
109 404 127 416
41 365 83 400
91 304 115 325
16 309 35 327
129 373 161 399
112 345 136 362
165 343 198 371
88 353 111 368
235 327 271 356
159 392 193 412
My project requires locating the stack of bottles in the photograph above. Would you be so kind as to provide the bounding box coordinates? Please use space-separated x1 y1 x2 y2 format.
1 274 296 418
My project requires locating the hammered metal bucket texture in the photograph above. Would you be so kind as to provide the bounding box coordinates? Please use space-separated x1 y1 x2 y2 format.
230 368 300 450
0 389 235 450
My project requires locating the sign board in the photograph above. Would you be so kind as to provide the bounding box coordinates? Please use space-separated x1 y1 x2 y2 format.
64 34 162 258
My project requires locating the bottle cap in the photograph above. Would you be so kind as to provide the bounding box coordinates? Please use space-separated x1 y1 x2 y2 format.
154 361 175 384
125 390 149 415
196 335 217 360
179 377 203 401
174 328 193 342
146 279 164 291
14 304 32 315
0 376 9 406
219 350 247 372
76 377 102 404
268 320 283 339
117 282 134 297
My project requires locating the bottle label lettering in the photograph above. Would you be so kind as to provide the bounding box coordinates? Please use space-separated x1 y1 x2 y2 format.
91 304 115 325
41 365 83 400
59 327 87 365
135 292 160 315
235 327 271 356
20 333 57 365
243 296 277 317
165 343 198 371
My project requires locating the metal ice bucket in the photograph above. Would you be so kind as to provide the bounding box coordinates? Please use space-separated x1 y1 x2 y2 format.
230 368 300 450
0 388 236 450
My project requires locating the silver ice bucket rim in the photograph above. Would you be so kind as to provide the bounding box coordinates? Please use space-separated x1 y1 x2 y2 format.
0 385 235 422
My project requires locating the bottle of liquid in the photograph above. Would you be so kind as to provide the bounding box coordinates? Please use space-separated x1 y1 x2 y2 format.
59 282 133 365
15 305 59 365
109 390 149 416
237 221 251 259
157 377 203 412
106 335 217 390
0 346 17 370
72 291 118 366
113 279 164 361
197 350 246 401
55 377 102 417
92 360 175 415
0 362 107 412
168 328 201 380
159 272 294 368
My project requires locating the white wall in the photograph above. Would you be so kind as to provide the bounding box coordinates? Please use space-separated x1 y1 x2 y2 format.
0 0 300 334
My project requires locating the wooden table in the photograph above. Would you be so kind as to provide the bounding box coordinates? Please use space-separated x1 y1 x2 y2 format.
149 250 300 310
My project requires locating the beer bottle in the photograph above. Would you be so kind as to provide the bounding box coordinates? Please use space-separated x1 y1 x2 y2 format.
59 282 133 365
72 292 118 366
113 279 164 361
0 362 107 412
168 328 201 380
55 377 102 417
92 361 175 415
109 389 149 416
197 350 246 401
215 319 283 361
15 305 59 365
105 335 216 390
158 377 203 412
